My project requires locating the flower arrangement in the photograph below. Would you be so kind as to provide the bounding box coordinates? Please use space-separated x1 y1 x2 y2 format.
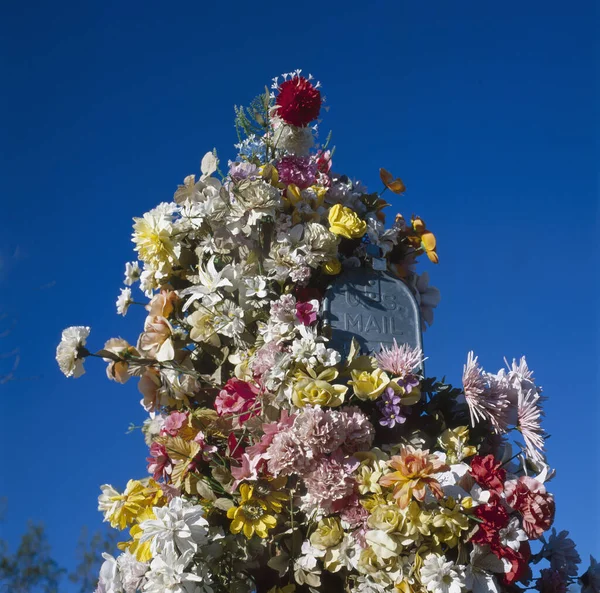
56 70 593 593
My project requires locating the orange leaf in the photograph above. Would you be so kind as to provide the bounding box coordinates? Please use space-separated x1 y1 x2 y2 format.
379 168 406 194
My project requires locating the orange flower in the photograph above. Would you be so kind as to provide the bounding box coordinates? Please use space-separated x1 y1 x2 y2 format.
411 216 438 264
380 168 406 194
379 445 448 508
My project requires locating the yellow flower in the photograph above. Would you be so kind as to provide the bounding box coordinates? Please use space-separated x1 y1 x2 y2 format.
367 504 402 533
227 483 277 539
322 257 342 275
310 517 344 549
328 204 367 239
356 458 387 495
410 216 438 264
431 498 470 548
438 426 477 464
251 477 288 513
292 367 348 408
103 479 164 530
117 507 156 563
348 368 390 401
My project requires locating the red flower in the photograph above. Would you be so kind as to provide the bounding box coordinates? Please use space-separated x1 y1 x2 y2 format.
505 476 555 539
470 454 506 494
471 493 510 546
495 540 531 585
276 76 321 127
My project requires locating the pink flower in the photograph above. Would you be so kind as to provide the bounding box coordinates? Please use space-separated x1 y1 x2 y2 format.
375 340 424 378
277 155 318 189
147 442 172 481
339 406 375 454
214 378 259 422
231 453 263 490
303 453 357 513
339 494 369 528
506 476 555 539
295 300 318 325
162 411 188 436
462 351 510 432
266 430 316 477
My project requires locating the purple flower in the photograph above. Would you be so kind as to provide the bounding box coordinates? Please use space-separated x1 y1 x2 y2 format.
377 387 411 428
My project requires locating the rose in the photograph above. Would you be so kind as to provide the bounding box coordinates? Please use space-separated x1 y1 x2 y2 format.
349 368 390 401
292 368 347 408
328 204 367 239
137 316 174 362
505 476 555 539
322 258 342 275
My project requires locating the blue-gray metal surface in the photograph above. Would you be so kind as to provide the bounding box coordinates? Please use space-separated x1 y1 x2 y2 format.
323 268 423 369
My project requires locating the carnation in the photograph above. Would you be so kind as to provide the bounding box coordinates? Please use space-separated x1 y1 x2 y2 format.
56 325 90 378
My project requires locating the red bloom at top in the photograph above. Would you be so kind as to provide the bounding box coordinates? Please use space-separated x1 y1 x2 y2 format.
276 76 322 127
469 454 507 494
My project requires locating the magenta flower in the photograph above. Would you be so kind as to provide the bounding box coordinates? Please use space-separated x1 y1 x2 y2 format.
214 378 259 422
277 155 318 189
295 300 318 325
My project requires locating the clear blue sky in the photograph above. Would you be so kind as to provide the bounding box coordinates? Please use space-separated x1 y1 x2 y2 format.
0 1 597 589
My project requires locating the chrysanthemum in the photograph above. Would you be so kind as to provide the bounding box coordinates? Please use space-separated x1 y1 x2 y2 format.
462 352 509 432
56 325 90 378
375 340 424 379
517 387 546 461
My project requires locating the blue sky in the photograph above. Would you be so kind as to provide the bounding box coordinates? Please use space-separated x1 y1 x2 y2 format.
0 0 597 589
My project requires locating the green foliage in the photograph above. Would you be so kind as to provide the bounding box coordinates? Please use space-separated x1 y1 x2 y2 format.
234 87 272 146
0 521 65 593
0 508 117 593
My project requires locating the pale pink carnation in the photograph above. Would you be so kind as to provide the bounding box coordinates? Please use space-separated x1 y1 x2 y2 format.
252 341 284 378
266 430 316 477
303 455 356 512
293 406 347 456
339 494 369 528
339 406 375 454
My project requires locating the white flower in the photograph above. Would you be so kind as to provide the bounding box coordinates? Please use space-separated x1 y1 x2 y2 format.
140 497 209 557
116 287 133 316
98 484 122 524
420 554 465 593
464 546 504 593
179 256 233 311
213 301 245 339
98 553 123 593
244 276 268 299
124 261 141 286
364 530 401 560
271 116 315 156
56 325 90 378
499 517 528 551
116 551 148 593
143 548 213 593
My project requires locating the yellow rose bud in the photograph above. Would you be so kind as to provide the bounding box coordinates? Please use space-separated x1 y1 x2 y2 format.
328 204 367 239
322 258 342 275
310 517 344 549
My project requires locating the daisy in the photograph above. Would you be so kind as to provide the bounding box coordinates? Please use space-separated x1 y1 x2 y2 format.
420 554 465 593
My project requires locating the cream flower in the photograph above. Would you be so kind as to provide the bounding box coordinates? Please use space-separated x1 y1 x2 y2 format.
116 287 133 316
138 316 175 362
56 326 90 378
